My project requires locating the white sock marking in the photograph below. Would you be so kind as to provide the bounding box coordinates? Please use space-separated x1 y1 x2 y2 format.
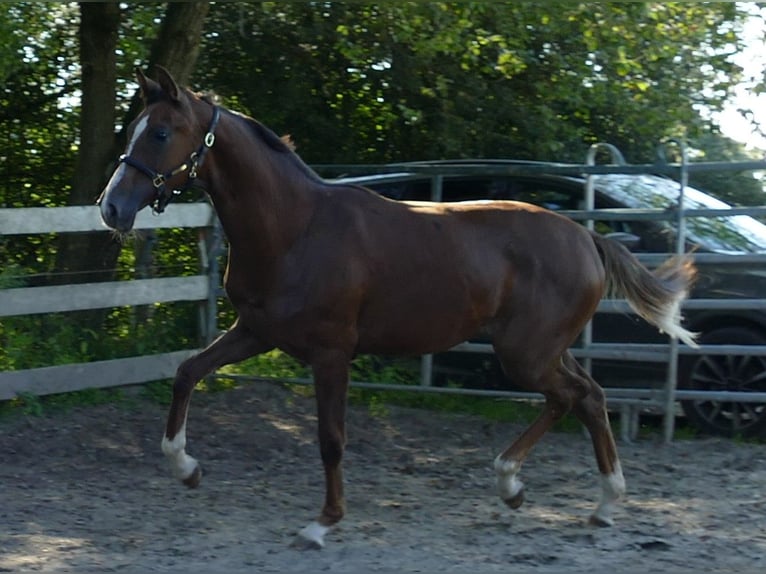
494 456 524 500
161 421 199 481
298 521 329 548
591 462 626 525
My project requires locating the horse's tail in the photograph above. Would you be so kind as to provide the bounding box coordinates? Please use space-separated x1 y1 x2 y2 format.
590 232 699 348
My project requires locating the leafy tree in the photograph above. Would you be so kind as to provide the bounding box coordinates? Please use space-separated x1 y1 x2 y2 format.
0 2 211 370
687 133 765 207
197 2 753 167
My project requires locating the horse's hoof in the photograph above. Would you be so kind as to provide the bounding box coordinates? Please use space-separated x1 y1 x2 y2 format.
503 487 525 510
290 535 324 551
588 513 614 528
292 522 329 550
181 464 202 489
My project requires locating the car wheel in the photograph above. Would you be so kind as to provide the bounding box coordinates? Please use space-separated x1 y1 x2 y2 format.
679 326 766 438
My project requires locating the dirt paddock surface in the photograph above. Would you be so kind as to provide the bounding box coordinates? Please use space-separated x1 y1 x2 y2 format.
1 381 765 573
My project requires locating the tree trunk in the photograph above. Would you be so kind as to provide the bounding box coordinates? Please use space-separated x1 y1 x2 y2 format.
51 2 120 285
54 1 211 285
118 1 211 151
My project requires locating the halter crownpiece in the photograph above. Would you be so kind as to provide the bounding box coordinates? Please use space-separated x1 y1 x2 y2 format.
117 104 220 214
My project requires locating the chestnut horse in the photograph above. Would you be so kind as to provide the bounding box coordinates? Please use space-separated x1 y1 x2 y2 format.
98 67 697 548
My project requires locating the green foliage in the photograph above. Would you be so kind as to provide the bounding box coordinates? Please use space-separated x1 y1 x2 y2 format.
198 2 753 165
219 350 580 430
0 387 125 420
345 381 584 433
8 392 44 417
219 349 309 379
687 133 766 207
1 3 79 208
350 355 419 385
3 2 761 210
0 265 26 289
0 314 96 370
0 300 201 372
140 381 172 406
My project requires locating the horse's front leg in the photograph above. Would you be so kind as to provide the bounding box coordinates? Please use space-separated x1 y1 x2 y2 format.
296 350 350 549
161 320 270 487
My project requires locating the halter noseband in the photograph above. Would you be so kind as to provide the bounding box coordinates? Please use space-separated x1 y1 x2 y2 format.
118 104 220 214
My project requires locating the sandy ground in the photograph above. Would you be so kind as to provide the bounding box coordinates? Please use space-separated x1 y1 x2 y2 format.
1 381 765 573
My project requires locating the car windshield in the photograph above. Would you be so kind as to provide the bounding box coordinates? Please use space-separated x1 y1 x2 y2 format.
592 174 766 254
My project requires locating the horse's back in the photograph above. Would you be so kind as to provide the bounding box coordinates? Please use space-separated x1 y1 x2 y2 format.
336 193 604 354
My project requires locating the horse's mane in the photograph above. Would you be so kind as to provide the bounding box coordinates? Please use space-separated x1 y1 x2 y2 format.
198 91 323 183
245 116 296 154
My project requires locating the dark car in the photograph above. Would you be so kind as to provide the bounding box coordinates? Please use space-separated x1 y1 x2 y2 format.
332 161 766 437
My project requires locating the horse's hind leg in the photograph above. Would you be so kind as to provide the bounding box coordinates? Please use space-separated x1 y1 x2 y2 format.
493 365 582 510
162 319 270 487
563 352 626 526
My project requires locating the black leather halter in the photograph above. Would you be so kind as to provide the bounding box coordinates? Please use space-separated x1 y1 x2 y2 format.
117 105 220 214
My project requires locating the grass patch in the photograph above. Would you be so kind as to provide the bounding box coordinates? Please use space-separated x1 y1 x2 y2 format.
0 349 574 435
219 349 309 379
347 385 581 432
0 387 127 420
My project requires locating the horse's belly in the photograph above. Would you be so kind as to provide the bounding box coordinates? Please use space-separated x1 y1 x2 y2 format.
355 297 490 355
356 327 470 356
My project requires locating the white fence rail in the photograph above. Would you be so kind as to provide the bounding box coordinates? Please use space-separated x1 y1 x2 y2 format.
0 203 215 400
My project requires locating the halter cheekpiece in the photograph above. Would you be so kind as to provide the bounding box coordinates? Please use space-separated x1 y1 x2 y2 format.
118 104 220 214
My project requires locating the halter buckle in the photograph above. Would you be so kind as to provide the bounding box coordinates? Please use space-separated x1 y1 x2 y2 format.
152 174 166 189
189 152 200 179
204 132 216 148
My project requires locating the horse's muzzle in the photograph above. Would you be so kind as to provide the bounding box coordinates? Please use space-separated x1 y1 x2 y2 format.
99 196 137 232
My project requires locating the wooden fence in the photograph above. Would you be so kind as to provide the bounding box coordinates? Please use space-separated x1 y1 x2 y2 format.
3 155 766 442
0 203 216 400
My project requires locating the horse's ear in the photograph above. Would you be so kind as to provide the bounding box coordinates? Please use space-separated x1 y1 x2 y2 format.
154 65 181 102
135 67 161 104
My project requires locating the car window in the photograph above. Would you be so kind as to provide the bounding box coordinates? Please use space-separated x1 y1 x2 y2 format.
507 187 577 211
441 177 498 201
482 176 638 238
469 176 581 210
592 174 766 253
361 171 766 254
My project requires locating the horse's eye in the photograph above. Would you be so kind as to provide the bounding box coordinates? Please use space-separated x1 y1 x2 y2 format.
153 127 170 142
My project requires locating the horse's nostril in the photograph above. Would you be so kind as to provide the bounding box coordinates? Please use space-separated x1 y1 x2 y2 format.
100 199 118 227
100 198 136 232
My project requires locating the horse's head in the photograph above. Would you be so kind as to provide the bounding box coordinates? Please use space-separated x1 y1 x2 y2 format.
98 67 218 232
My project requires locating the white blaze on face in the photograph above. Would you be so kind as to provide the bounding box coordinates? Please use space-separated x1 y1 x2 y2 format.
101 115 150 202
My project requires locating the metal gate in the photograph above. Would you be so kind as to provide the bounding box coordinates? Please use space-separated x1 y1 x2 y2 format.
309 142 766 442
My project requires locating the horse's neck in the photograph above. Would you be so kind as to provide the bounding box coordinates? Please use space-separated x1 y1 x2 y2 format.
210 177 318 260
206 117 319 258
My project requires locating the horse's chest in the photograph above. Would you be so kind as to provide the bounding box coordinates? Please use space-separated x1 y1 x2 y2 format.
225 277 312 339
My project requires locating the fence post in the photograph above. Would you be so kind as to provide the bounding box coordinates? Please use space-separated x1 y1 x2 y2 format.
197 217 223 346
583 143 627 376
584 144 632 439
657 140 689 444
420 174 445 387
